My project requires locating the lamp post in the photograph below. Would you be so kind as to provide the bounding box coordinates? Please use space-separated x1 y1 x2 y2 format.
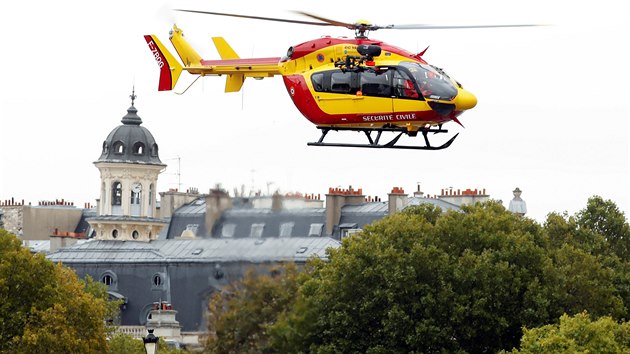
143 328 159 354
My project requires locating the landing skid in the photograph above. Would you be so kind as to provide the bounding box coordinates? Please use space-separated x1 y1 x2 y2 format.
307 126 458 150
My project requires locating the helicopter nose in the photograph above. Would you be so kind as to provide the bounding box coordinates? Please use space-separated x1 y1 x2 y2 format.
454 89 477 111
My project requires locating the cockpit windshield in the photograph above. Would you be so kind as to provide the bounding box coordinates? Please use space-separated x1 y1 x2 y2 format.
400 62 458 101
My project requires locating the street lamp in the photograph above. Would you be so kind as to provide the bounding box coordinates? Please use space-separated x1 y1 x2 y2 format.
143 328 159 354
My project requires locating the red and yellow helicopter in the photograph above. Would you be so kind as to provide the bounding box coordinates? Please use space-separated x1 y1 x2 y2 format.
144 10 537 150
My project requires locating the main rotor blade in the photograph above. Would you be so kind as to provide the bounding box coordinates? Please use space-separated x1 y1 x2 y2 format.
292 11 356 29
388 24 544 30
174 9 336 27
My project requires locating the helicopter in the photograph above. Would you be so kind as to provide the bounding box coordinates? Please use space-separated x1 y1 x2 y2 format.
144 10 538 150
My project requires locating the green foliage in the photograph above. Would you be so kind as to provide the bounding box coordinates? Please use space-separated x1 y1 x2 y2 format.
0 229 109 353
108 333 145 354
200 197 630 353
270 199 630 353
506 312 630 353
205 263 301 354
576 195 630 259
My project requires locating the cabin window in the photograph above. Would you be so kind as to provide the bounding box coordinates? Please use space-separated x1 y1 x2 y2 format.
360 70 393 97
311 70 358 94
330 71 356 93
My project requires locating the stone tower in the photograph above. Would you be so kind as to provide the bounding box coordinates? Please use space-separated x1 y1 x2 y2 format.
88 91 167 241
508 187 527 216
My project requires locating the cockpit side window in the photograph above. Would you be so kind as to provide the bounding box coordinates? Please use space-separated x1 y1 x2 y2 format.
392 69 421 100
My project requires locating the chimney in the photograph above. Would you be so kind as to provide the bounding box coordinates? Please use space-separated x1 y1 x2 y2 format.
205 188 232 236
414 182 424 197
325 186 365 236
388 187 409 215
271 191 283 212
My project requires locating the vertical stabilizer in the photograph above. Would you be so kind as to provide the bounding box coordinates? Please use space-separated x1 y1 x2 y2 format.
144 35 183 91
169 25 203 67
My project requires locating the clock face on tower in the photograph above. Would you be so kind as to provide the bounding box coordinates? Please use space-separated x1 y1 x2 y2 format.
132 182 142 193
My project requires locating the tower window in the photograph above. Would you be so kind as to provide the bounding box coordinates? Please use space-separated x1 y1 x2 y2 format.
151 144 159 157
102 141 109 154
112 182 122 205
133 142 145 155
112 141 125 154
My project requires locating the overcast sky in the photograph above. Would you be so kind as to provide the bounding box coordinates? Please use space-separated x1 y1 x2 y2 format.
0 0 628 222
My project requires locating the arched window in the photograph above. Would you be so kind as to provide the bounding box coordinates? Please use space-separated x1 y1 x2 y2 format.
112 141 125 154
100 271 118 290
111 182 122 205
151 143 159 157
133 142 145 155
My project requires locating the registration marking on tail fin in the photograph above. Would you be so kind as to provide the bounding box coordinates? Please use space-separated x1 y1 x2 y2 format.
144 35 183 91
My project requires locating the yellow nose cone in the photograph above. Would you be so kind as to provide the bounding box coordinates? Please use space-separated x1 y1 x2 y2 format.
454 89 477 111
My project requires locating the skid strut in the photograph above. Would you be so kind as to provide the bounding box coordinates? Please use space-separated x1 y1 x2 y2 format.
307 126 458 150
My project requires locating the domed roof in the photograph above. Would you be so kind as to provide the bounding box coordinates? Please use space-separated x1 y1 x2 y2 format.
96 92 164 165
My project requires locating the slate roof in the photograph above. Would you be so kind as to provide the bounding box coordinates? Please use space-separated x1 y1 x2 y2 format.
47 237 340 264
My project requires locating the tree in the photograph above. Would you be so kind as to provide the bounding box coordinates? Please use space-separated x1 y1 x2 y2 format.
576 195 630 259
0 229 109 353
506 312 630 353
205 263 301 354
270 200 629 353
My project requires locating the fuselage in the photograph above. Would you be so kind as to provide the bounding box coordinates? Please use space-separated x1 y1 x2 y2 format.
277 37 477 130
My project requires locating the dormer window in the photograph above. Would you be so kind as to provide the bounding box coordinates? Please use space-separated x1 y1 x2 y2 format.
112 141 125 154
151 143 159 157
250 223 265 238
102 141 109 154
133 142 145 155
